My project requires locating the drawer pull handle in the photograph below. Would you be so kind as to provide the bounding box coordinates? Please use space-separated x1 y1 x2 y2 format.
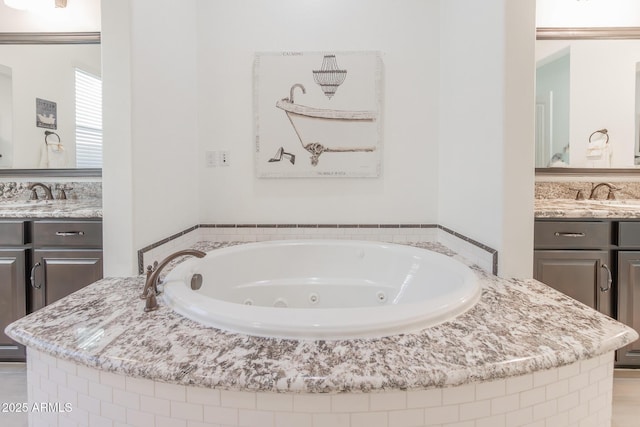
554 232 585 238
30 262 42 289
600 264 612 292
55 231 85 237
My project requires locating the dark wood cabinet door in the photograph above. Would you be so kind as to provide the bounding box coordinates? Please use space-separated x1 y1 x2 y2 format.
533 250 611 316
31 249 103 312
617 251 640 366
0 249 26 361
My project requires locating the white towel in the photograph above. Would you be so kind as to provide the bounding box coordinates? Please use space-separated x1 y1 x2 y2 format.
586 139 606 158
39 143 67 168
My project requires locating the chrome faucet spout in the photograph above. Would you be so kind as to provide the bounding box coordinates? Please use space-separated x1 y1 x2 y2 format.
28 183 53 200
141 249 206 312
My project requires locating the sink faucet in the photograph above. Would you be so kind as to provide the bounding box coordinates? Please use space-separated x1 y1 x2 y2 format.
588 182 618 200
28 183 53 200
141 249 206 312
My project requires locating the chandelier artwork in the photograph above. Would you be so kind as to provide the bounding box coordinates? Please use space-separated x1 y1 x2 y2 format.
312 54 347 100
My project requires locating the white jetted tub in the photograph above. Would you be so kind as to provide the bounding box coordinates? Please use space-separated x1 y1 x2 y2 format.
162 240 481 339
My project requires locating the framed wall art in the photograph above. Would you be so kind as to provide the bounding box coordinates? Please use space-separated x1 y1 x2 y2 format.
254 51 383 178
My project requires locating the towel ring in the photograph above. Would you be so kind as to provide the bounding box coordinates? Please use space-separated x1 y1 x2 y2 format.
588 128 609 145
44 130 60 145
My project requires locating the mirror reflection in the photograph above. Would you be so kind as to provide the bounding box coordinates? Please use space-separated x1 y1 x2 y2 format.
535 32 640 169
0 36 101 170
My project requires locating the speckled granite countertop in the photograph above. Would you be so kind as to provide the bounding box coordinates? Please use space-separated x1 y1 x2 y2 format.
535 199 640 219
5 242 637 393
0 199 102 219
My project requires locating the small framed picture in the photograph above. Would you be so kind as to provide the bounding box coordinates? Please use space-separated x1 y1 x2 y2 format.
36 98 57 129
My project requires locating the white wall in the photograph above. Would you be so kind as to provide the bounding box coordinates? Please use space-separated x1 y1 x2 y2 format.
196 0 440 224
537 40 640 167
0 0 100 32
102 0 200 276
0 44 100 168
102 0 536 278
438 0 535 278
537 0 640 27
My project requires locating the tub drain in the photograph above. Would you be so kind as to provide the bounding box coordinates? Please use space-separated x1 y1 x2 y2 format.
376 291 387 303
243 298 254 305
308 293 319 305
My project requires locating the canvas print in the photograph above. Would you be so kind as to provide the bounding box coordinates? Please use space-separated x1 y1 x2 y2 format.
255 51 382 178
36 98 57 129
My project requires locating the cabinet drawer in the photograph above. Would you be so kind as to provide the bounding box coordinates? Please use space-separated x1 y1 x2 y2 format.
0 221 25 245
534 221 610 249
618 222 640 247
32 221 102 248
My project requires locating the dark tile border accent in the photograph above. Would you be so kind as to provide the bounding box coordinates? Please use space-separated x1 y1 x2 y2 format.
137 223 499 276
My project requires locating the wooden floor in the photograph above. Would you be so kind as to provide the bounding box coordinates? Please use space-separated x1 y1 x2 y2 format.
0 363 639 427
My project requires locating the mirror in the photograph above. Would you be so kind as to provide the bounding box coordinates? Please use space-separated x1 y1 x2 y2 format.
0 32 101 177
535 27 640 172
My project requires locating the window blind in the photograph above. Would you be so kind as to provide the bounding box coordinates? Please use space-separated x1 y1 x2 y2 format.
75 68 102 168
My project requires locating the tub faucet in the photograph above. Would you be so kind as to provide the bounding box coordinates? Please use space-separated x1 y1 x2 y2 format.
141 249 206 312
28 183 53 200
588 182 619 200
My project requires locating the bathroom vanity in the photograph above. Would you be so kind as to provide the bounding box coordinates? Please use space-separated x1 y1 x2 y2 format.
535 199 640 367
0 199 102 362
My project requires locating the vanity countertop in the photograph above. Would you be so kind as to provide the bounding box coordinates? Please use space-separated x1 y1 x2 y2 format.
535 198 640 219
5 241 637 393
0 199 102 219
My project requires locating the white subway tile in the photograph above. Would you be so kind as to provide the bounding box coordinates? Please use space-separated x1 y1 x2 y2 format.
475 379 506 400
568 402 589 424
186 386 221 406
532 399 557 420
331 393 369 412
67 406 89 425
78 393 101 414
221 390 256 409
89 381 113 403
126 408 155 427
557 391 580 412
88 412 114 427
579 383 599 405
533 369 558 388
140 395 171 416
312 413 350 427
48 365 67 386
125 376 155 397
40 376 58 397
557 362 580 380
424 405 459 425
459 400 491 420
407 389 442 408
274 411 313 427
58 385 78 407
370 391 406 411
155 382 187 402
504 406 533 426
442 384 475 405
475 414 506 427
100 372 126 390
506 374 533 394
157 416 187 427
101 401 127 423
203 405 238 424
351 411 388 427
387 408 424 427
239 409 274 427
256 392 293 411
491 394 519 415
569 373 589 393
171 401 204 422
77 365 100 383
113 388 140 410
520 387 545 408
293 394 331 412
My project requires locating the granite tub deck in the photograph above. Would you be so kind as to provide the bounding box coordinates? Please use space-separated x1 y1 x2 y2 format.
6 242 638 427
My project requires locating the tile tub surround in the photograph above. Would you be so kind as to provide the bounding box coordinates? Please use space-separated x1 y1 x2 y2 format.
24 347 617 427
138 224 498 276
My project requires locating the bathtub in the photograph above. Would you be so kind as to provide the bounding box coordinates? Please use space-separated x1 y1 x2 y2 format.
162 240 481 339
